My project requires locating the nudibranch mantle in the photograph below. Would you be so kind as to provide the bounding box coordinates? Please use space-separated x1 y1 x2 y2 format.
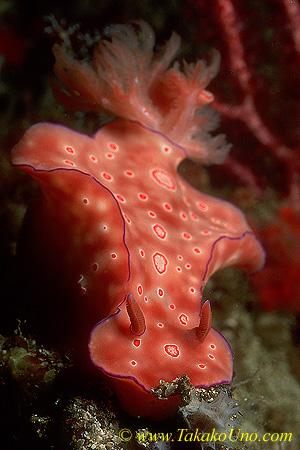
11 21 265 419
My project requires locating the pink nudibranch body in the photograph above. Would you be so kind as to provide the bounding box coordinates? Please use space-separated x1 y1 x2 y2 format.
11 21 265 419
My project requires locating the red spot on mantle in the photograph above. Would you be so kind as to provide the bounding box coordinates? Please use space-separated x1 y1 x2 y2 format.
179 313 188 325
138 193 148 200
64 160 75 166
101 172 113 181
153 224 167 239
157 288 164 297
137 284 143 296
153 252 168 274
164 344 180 358
163 202 172 211
196 201 208 211
108 142 119 151
151 169 176 190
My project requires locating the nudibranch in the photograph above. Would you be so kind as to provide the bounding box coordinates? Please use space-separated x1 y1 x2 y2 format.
11 21 265 419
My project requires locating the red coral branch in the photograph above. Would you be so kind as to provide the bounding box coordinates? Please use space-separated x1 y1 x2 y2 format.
214 0 299 198
186 0 300 313
282 0 300 53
